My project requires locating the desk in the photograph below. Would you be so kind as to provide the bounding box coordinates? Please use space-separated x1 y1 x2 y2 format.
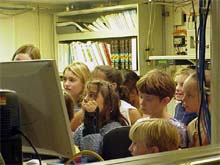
23 159 60 165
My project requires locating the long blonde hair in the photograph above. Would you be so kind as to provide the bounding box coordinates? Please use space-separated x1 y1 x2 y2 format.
63 61 91 106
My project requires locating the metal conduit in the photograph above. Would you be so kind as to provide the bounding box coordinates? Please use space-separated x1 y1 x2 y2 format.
211 0 220 145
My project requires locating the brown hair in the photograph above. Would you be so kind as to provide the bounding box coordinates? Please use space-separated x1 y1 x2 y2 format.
63 91 74 121
137 69 176 100
86 79 129 127
92 65 129 101
12 44 41 60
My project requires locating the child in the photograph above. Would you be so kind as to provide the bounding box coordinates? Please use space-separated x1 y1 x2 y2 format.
136 69 187 148
63 61 91 113
71 65 141 131
120 69 140 109
73 79 129 162
92 65 142 125
174 67 197 125
182 72 210 147
129 118 180 156
12 44 41 60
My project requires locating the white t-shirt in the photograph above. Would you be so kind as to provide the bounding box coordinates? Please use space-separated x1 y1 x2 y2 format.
120 100 137 125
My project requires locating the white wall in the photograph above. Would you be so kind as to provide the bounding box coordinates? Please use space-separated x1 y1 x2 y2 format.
0 10 54 62
0 15 15 62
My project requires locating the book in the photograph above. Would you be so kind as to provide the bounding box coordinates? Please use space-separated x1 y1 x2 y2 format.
99 42 112 65
96 17 109 30
131 38 137 70
123 11 135 29
100 16 111 29
130 10 138 29
91 42 105 65
119 39 126 69
58 43 70 72
110 40 119 69
57 22 89 32
87 24 100 32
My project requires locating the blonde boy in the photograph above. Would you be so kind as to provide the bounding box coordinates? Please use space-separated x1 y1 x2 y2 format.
129 118 180 156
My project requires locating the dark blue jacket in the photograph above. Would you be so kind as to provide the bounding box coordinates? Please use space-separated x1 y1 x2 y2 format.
174 103 197 125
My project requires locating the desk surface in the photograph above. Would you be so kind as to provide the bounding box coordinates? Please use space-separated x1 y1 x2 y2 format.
23 159 60 165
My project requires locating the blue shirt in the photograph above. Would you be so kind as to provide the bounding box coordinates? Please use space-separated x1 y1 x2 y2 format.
174 103 197 125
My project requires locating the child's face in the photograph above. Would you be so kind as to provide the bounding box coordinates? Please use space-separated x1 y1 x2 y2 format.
63 69 84 100
13 53 32 61
139 92 165 116
129 88 140 108
129 141 150 156
182 78 200 113
83 85 104 112
175 74 188 101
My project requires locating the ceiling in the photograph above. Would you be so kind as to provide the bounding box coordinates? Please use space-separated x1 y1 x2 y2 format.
0 0 104 5
0 0 120 11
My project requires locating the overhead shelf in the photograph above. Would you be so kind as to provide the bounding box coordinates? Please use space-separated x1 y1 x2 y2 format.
149 55 210 60
57 29 137 41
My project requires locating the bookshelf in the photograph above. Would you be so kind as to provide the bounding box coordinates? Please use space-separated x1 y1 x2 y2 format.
54 3 163 75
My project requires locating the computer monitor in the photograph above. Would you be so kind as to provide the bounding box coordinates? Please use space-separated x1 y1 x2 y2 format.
0 60 75 158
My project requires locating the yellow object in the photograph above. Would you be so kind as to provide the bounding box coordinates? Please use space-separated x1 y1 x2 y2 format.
74 145 80 153
64 150 104 164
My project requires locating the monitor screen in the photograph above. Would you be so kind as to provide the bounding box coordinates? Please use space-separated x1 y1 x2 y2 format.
0 60 75 158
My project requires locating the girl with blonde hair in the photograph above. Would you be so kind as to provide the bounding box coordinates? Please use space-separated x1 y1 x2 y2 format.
63 61 91 113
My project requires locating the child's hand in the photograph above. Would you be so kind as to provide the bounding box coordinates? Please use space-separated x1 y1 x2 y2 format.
82 99 98 113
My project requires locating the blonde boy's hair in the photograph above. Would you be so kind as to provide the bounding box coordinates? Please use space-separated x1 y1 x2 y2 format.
137 69 176 99
175 67 195 77
129 118 180 152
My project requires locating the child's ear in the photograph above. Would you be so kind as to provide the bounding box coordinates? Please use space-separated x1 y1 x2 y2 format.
161 96 171 105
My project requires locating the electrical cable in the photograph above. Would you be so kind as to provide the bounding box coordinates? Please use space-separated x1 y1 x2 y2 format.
202 0 211 144
146 0 153 59
191 0 198 61
64 150 104 164
150 4 156 55
16 129 42 165
197 0 211 146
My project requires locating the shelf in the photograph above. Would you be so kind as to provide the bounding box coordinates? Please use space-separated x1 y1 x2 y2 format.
57 29 137 41
149 55 210 60
56 4 137 17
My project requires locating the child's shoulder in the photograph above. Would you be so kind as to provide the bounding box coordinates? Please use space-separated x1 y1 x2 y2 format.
169 117 185 127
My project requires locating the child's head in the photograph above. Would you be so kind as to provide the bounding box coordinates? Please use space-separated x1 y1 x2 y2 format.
174 67 195 101
12 44 41 61
136 69 176 116
92 65 129 101
129 118 180 156
121 69 140 108
63 61 91 104
84 79 128 127
182 73 201 113
92 65 122 90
